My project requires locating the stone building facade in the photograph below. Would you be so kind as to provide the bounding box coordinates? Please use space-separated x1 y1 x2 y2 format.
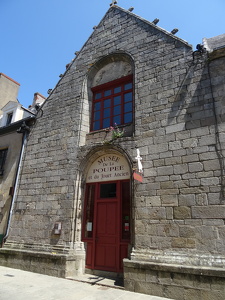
0 117 35 246
1 6 225 300
0 75 45 246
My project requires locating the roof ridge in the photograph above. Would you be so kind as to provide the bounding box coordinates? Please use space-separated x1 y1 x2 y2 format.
0 73 20 86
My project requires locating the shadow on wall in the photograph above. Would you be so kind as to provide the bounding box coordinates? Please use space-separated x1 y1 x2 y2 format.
167 54 225 202
168 58 204 124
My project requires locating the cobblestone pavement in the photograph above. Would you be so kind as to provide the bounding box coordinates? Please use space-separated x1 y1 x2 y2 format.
0 266 172 300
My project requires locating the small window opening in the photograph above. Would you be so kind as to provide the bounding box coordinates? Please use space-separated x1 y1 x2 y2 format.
100 183 117 198
0 148 8 176
6 113 13 126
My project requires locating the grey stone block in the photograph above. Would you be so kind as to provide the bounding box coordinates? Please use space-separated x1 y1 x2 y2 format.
192 206 225 219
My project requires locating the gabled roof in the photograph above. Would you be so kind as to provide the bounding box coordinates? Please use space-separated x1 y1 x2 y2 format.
75 5 192 61
1 101 35 117
1 100 20 111
48 5 192 98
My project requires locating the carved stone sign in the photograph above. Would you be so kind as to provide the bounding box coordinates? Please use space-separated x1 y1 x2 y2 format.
86 154 130 183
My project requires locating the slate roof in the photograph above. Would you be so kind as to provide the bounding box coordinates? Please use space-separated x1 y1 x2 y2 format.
203 33 225 51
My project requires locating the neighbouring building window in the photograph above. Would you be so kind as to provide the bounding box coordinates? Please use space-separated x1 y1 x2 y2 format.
91 75 133 131
0 149 8 176
6 112 13 126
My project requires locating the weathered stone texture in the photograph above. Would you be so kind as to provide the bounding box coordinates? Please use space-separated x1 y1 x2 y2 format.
1 5 225 299
124 259 225 300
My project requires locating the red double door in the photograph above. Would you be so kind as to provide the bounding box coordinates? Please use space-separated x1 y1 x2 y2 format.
82 180 130 273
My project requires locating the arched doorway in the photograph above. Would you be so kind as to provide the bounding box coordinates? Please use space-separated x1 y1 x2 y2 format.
82 153 131 273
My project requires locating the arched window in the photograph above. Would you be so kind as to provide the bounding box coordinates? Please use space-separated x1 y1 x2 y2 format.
91 75 133 131
88 53 134 132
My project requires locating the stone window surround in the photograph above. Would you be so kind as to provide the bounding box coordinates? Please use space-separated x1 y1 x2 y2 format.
86 52 135 141
1 105 18 127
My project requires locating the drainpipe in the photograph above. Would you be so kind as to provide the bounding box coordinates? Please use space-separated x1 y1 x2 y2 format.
2 122 30 246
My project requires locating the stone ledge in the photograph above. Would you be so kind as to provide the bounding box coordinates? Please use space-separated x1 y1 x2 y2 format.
130 249 225 269
0 247 85 278
4 241 72 254
124 259 225 278
0 247 74 260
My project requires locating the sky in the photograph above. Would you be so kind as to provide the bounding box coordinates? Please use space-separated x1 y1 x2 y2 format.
1 0 225 108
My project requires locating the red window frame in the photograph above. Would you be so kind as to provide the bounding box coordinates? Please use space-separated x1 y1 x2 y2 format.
91 75 133 131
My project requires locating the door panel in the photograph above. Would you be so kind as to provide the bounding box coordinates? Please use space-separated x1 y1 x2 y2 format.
95 245 117 269
94 201 118 271
96 202 117 235
86 242 93 267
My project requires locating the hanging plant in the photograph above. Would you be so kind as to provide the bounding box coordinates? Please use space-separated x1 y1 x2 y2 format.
103 124 124 144
110 124 124 139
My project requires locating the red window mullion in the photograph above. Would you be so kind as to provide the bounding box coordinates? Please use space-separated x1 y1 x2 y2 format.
121 89 125 125
100 100 104 129
110 96 113 127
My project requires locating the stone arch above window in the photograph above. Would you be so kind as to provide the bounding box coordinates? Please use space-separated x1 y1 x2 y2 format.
87 53 134 134
88 53 134 89
92 60 132 87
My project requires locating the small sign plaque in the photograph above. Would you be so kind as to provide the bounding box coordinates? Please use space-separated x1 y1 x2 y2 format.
87 222 92 232
133 171 143 183
124 223 129 231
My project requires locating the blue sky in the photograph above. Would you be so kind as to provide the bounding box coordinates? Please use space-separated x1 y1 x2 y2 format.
1 0 225 108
